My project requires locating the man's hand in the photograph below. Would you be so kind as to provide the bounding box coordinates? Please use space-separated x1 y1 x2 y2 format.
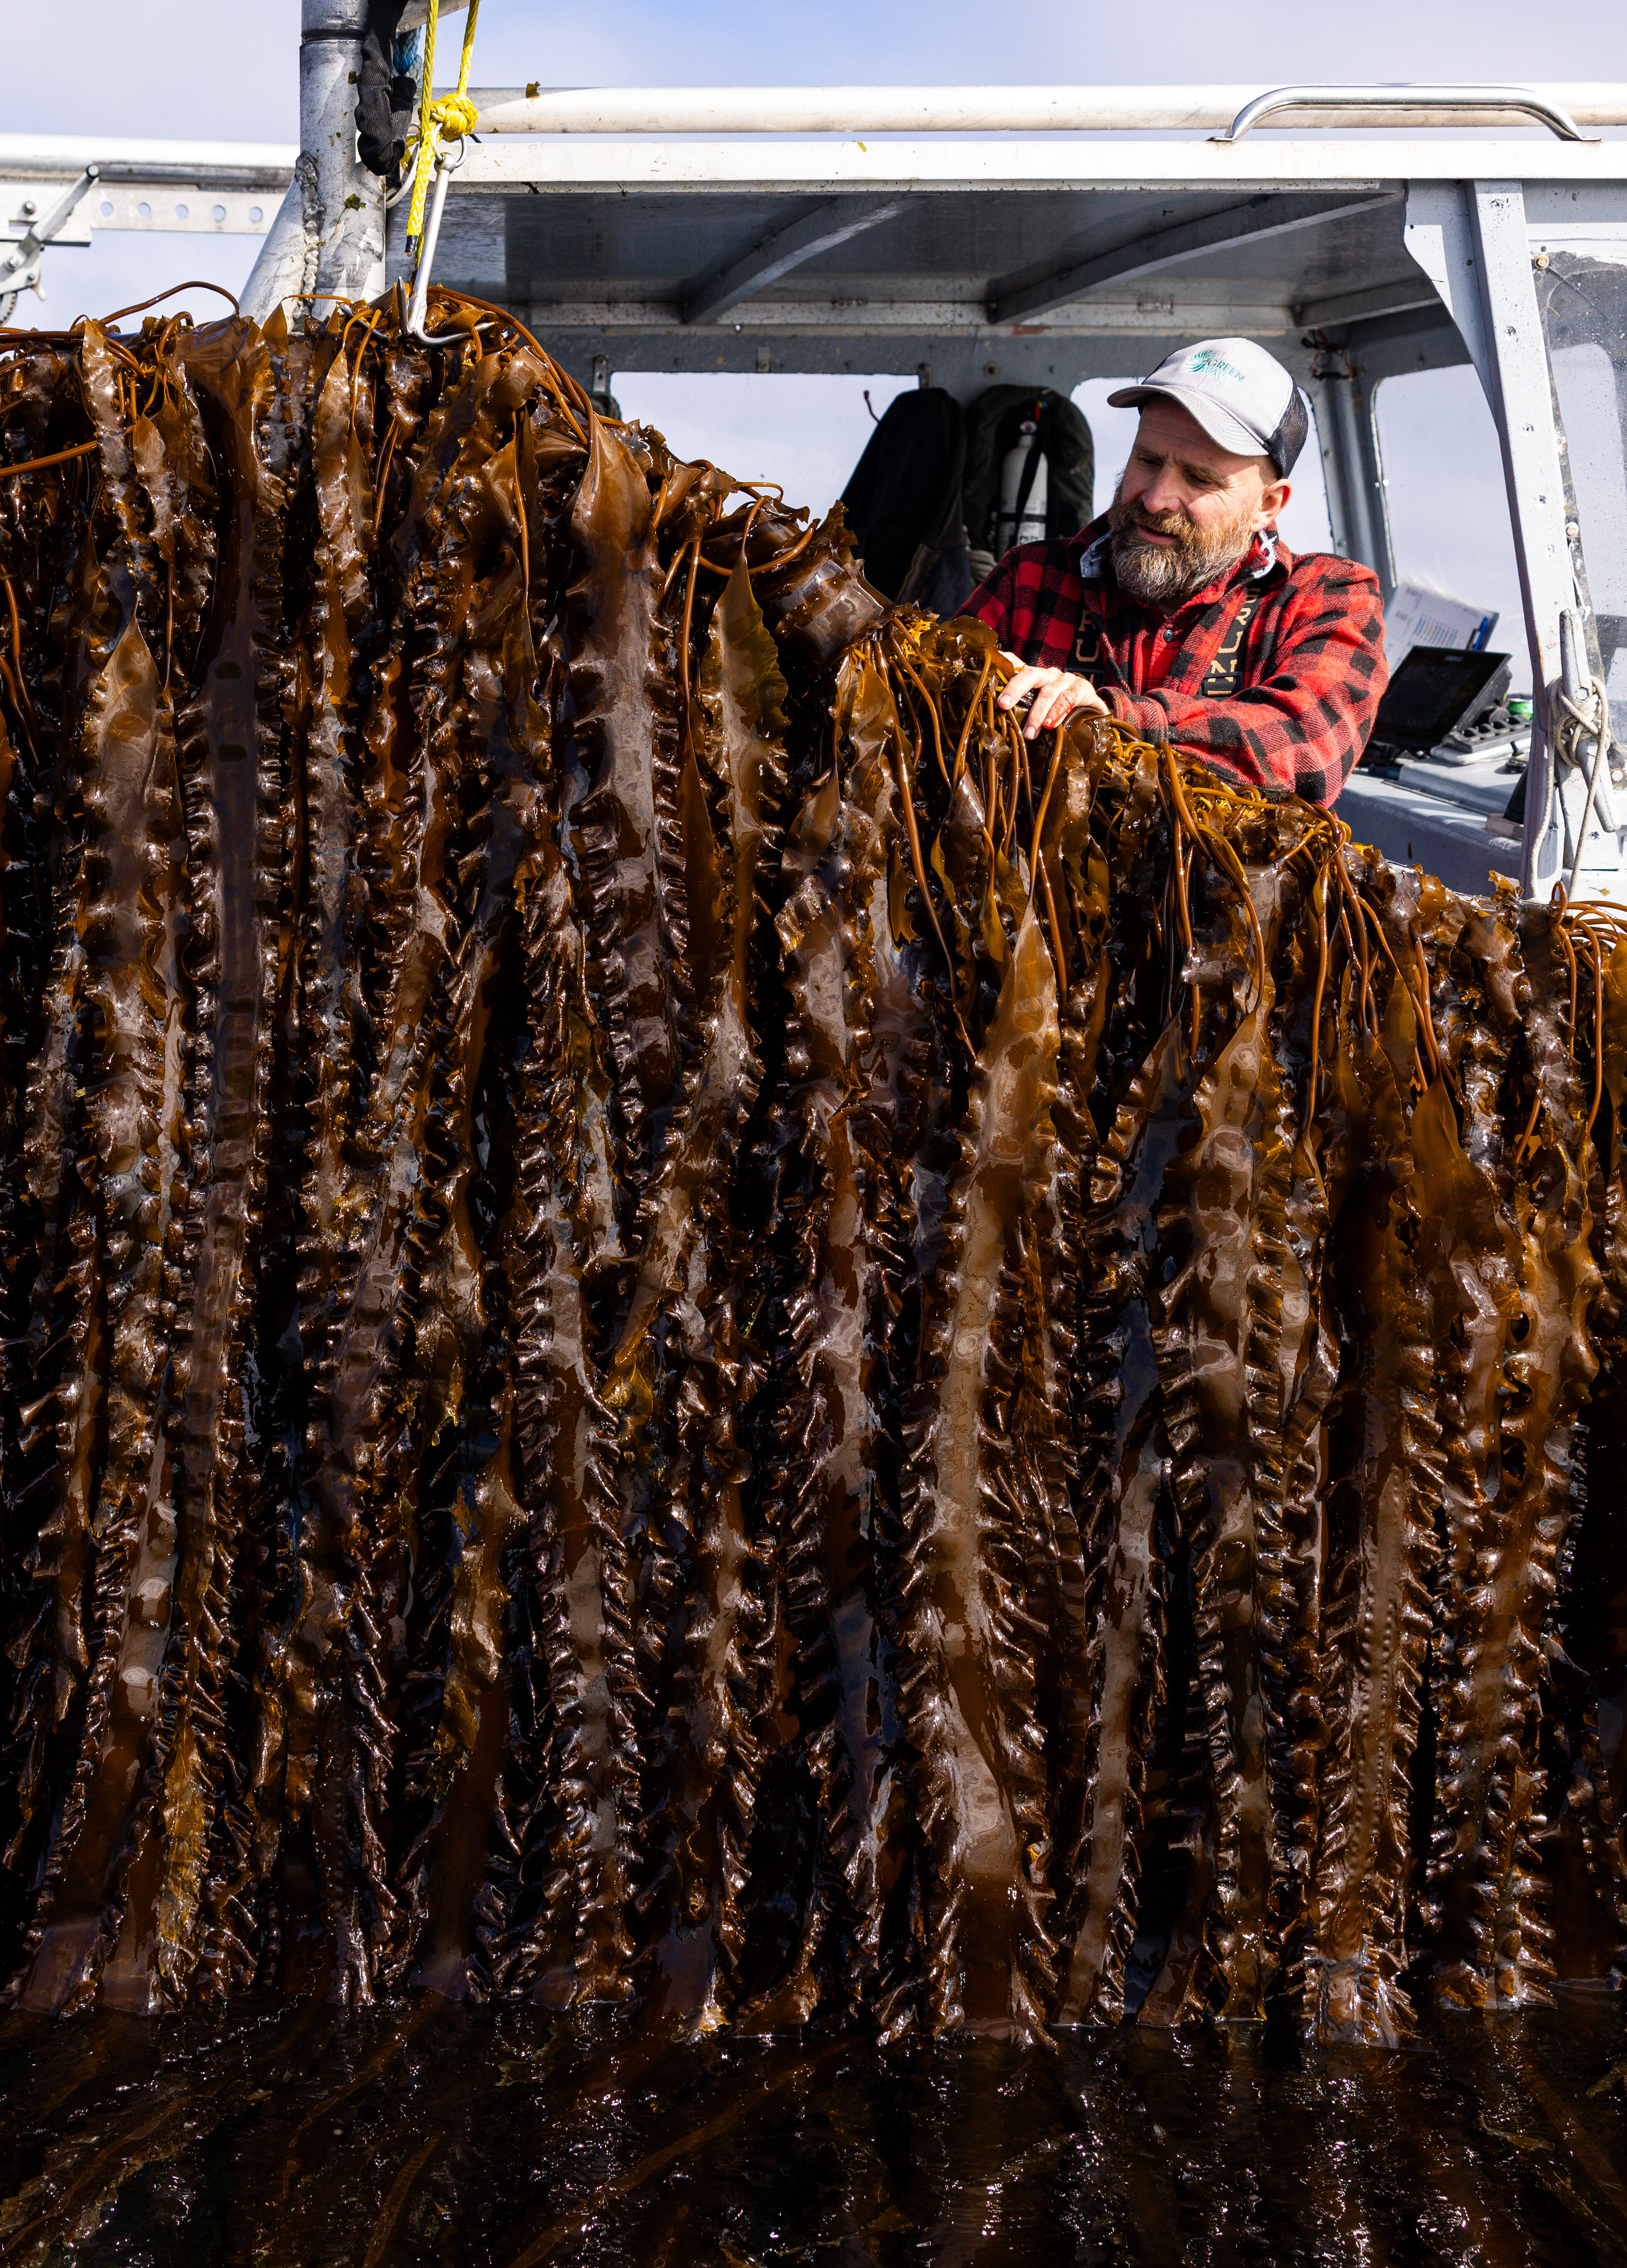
995 651 1110 740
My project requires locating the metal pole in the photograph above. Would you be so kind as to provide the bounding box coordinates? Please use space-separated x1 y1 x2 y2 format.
1325 375 1382 578
242 0 385 325
1351 379 1397 600
303 0 386 304
1461 183 1581 895
1404 181 1585 895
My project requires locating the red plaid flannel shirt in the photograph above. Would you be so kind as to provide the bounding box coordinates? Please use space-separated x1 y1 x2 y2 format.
963 515 1387 806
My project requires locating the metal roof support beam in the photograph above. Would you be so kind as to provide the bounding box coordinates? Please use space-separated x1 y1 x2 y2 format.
1328 303 1468 364
1324 373 1394 596
518 297 1299 337
1293 279 1439 328
1468 183 1598 898
988 190 1399 325
683 196 906 323
0 137 297 186
1406 181 1588 896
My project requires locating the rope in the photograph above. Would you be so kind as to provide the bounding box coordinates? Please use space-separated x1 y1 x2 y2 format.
405 0 480 255
1556 671 1620 901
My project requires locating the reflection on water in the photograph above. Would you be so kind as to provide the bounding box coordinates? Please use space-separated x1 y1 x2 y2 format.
1 1997 1624 2265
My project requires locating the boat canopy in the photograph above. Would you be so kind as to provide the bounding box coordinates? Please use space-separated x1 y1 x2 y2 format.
4 55 1627 900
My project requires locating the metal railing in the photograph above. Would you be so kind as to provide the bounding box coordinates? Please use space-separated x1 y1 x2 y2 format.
458 81 1627 137
1217 85 1597 144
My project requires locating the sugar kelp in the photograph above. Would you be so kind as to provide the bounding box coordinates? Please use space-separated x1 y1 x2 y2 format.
1 292 1625 2041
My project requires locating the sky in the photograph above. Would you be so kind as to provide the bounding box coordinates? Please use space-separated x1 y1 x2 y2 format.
11 0 1620 680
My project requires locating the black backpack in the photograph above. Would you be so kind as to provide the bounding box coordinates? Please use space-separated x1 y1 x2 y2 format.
839 388 973 615
962 386 1096 576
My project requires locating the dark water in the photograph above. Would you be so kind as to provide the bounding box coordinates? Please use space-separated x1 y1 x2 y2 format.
2 1996 1626 2265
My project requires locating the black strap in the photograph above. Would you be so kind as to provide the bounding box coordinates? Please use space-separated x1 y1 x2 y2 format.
1072 584 1265 696
1198 588 1263 698
1010 429 1045 534
1071 608 1126 688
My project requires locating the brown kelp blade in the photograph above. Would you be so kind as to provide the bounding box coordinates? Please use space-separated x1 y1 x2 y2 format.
0 295 1625 2042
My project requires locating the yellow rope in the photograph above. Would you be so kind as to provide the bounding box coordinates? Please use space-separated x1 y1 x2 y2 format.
405 0 480 254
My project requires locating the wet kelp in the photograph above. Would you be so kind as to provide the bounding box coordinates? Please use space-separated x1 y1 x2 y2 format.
1 299 1625 2044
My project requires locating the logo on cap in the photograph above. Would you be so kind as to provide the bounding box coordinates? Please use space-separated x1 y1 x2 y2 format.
1187 349 1248 387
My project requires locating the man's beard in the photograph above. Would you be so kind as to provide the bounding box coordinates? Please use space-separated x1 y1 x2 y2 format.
1108 478 1259 608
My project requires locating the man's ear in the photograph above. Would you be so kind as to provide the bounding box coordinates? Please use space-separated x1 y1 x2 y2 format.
1258 474 1291 527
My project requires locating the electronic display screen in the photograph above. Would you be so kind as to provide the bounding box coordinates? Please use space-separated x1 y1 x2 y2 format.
1372 649 1511 747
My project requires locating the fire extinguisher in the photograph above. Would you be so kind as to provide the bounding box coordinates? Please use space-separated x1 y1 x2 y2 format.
991 407 1049 554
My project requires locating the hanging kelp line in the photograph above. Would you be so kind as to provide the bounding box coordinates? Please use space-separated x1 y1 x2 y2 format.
0 297 1624 2042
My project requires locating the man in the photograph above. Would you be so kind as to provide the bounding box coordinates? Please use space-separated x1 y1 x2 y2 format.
966 338 1387 806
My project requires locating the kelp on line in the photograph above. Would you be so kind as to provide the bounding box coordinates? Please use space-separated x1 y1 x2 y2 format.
0 294 1625 2044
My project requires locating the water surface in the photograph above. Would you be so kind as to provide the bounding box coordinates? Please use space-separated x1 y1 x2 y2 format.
2 1996 1625 2264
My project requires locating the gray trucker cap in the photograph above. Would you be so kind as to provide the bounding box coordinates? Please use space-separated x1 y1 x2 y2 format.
1107 338 1309 476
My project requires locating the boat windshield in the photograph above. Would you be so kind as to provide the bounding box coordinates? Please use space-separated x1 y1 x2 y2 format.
1538 248 1627 749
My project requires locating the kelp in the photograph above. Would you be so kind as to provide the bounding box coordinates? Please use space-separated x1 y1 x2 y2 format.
2 295 1627 2043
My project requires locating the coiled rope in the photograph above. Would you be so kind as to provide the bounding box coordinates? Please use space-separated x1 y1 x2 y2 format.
405 0 480 257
